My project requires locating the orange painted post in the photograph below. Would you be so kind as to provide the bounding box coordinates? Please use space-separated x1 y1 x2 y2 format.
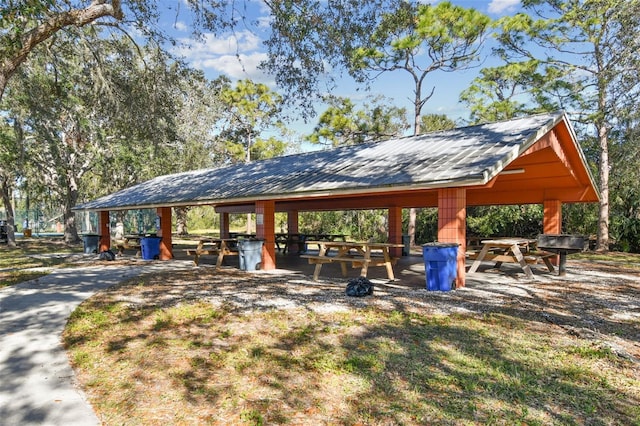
156 207 173 260
437 188 467 287
388 206 403 258
255 200 276 270
98 210 111 253
219 212 230 238
287 211 299 233
543 199 562 265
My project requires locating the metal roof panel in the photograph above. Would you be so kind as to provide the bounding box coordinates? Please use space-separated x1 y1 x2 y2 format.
75 112 566 211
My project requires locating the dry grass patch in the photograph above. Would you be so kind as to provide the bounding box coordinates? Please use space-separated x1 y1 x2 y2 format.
64 267 640 425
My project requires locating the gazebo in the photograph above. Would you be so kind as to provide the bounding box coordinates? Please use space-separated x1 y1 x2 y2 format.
74 111 599 287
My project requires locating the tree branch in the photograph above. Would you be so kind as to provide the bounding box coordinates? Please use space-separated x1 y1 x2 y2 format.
1 1 123 98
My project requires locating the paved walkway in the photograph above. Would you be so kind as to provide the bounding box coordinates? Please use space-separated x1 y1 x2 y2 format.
0 261 191 426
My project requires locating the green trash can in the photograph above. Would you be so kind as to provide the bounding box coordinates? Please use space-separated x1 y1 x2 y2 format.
422 243 459 291
238 239 264 271
82 234 100 254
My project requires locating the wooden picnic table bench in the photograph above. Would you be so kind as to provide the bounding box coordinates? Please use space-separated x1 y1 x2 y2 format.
467 238 555 278
183 238 239 266
301 241 402 281
113 235 143 257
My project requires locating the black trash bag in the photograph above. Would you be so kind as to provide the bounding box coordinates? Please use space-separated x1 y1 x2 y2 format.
99 249 116 261
346 277 374 297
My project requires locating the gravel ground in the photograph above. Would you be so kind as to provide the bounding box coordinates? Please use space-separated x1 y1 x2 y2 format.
94 255 640 363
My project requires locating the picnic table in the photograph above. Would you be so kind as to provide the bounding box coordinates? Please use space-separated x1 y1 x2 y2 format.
113 234 143 256
301 233 347 252
184 238 239 266
275 233 306 253
467 238 555 279
301 240 403 281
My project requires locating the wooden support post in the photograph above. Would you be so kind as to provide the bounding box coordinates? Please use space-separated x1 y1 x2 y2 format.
98 211 110 253
255 200 276 270
388 206 403 258
543 199 562 265
438 188 467 287
287 210 300 253
156 207 173 260
220 212 230 239
287 210 299 233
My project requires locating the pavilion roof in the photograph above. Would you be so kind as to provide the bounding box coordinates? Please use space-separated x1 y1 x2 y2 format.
75 111 599 212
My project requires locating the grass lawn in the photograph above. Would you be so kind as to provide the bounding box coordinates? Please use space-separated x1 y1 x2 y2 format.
62 262 640 425
0 238 82 287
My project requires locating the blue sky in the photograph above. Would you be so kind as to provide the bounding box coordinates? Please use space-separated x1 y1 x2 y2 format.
163 0 523 136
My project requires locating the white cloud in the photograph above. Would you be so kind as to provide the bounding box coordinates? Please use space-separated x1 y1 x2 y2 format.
173 21 188 32
488 0 520 14
175 31 261 57
170 27 279 86
193 52 271 83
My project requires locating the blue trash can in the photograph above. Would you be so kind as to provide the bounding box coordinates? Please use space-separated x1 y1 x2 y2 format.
422 243 459 291
82 234 100 254
140 236 162 260
238 239 264 271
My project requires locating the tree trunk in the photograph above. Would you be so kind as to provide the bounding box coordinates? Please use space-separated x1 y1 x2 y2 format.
596 122 610 251
63 180 81 244
176 207 189 235
0 174 17 247
246 213 253 234
409 207 417 247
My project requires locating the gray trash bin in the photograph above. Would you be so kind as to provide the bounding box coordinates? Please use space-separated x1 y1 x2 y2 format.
402 235 411 256
238 239 264 271
82 234 100 254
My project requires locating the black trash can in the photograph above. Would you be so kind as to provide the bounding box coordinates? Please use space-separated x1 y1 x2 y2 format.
82 234 100 254
238 239 264 271
140 236 162 260
422 243 459 291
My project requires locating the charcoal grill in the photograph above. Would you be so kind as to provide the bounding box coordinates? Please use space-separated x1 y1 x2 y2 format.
536 234 588 275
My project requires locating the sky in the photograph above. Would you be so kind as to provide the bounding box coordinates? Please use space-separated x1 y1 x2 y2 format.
160 0 524 139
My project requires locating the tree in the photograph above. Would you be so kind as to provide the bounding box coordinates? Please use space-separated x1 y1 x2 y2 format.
459 61 548 123
0 1 128 101
0 118 22 247
217 79 287 233
609 116 640 251
490 0 640 251
218 79 286 164
342 1 490 248
348 2 490 134
306 96 408 147
4 27 194 242
420 114 457 133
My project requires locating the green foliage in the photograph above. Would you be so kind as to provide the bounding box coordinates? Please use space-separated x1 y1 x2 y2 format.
349 1 491 133
403 208 438 244
299 210 389 242
488 0 640 250
609 120 640 252
459 61 546 123
420 114 457 132
185 206 220 234
306 95 408 147
467 205 543 238
563 204 598 238
218 79 286 163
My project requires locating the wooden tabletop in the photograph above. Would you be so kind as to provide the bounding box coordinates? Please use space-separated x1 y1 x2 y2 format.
305 241 403 248
480 238 536 246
